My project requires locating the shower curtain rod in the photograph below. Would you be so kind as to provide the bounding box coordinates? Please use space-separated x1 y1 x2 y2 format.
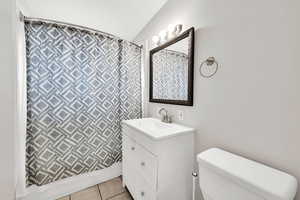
19 12 143 48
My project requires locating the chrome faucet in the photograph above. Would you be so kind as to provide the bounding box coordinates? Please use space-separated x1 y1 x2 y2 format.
158 108 172 123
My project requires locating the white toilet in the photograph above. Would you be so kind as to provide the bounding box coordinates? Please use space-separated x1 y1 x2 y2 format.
197 148 297 200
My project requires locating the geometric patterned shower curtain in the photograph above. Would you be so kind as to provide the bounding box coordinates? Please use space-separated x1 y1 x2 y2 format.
24 21 142 186
152 49 188 100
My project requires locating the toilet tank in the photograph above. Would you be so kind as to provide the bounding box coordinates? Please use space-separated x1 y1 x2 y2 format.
197 148 297 200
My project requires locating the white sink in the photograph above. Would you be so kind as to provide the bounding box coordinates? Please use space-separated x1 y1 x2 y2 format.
122 118 194 140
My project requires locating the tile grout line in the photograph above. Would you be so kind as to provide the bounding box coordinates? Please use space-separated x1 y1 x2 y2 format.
97 184 103 200
106 191 127 200
57 177 127 200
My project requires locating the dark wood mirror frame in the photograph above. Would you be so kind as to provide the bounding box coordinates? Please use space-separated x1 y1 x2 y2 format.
149 27 194 106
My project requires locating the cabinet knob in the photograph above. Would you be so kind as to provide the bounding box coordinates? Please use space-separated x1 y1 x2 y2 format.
141 161 145 166
131 147 135 151
141 191 145 196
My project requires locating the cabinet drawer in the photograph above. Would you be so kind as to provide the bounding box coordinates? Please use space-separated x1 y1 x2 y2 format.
123 135 137 199
135 143 158 188
135 175 156 200
123 135 137 160
122 125 157 154
123 134 158 191
123 164 137 200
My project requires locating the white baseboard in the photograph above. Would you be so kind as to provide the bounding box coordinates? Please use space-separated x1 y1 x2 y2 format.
17 162 122 200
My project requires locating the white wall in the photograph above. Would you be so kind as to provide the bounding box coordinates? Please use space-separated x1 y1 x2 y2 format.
16 0 168 41
135 0 300 199
15 5 27 196
0 0 17 199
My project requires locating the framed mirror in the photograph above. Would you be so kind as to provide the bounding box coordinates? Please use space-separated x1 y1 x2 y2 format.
149 27 194 106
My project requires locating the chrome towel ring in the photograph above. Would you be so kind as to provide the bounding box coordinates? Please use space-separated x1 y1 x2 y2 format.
199 57 219 78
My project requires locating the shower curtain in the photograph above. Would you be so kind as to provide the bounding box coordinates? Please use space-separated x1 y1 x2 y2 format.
25 21 142 186
152 49 188 100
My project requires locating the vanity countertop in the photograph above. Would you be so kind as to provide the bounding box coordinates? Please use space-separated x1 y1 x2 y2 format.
122 117 194 140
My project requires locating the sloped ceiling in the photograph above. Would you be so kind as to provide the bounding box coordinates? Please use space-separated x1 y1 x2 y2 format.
17 0 168 41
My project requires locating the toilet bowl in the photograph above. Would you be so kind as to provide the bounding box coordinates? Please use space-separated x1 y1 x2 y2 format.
197 148 297 200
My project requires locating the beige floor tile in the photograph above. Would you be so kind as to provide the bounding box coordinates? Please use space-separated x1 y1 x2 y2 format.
109 192 132 200
57 196 69 200
98 177 125 200
71 186 102 200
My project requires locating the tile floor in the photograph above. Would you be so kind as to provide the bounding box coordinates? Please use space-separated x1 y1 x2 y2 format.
57 177 132 200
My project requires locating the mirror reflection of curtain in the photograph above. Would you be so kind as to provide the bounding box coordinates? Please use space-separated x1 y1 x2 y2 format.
25 21 142 186
153 49 188 100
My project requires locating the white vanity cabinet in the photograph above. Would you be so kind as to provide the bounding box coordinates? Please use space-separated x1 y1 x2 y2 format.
122 118 194 200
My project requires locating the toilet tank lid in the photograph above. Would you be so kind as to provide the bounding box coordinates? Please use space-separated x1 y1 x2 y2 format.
197 148 298 200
